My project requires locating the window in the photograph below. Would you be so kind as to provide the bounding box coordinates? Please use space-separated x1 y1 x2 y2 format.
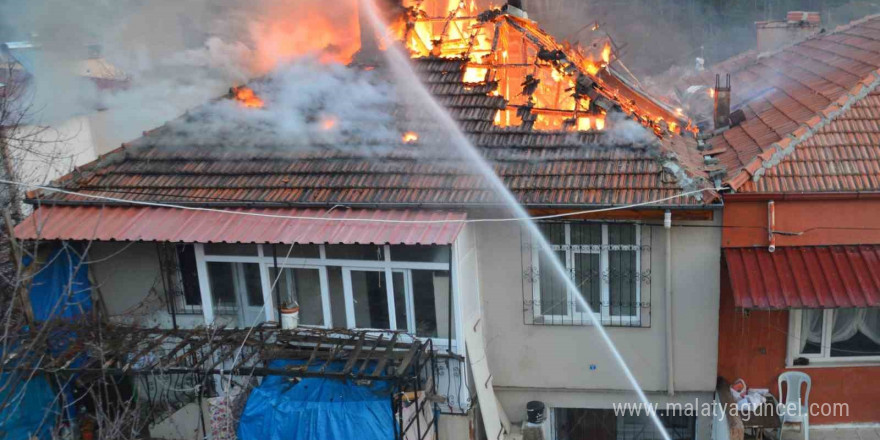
553 408 695 440
191 244 455 345
533 222 642 326
791 308 880 363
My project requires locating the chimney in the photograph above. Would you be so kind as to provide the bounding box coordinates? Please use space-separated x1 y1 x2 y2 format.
714 74 731 130
756 11 821 53
503 1 528 19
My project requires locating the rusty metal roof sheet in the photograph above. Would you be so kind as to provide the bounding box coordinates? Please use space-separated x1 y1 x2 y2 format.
724 246 880 309
13 206 466 245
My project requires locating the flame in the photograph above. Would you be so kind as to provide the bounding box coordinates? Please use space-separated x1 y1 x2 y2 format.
249 0 360 71
463 66 488 83
402 131 419 143
232 86 264 108
709 88 715 98
601 43 611 64
595 117 605 130
668 121 678 132
577 117 591 131
320 115 338 130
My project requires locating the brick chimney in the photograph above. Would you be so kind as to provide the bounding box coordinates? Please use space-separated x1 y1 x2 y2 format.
714 74 731 130
756 11 821 53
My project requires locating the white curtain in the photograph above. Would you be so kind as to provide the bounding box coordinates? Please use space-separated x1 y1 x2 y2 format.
800 309 824 352
833 308 880 345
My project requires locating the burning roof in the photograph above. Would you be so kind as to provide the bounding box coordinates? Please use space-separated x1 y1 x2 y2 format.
28 1 718 208
399 0 691 137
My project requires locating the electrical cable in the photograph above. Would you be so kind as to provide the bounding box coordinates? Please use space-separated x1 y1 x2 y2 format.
5 178 722 224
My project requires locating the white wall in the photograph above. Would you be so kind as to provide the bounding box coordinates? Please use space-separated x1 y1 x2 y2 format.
89 242 206 329
471 215 722 427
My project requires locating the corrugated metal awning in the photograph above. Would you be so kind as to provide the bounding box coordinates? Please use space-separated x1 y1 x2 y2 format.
13 206 467 245
724 246 880 309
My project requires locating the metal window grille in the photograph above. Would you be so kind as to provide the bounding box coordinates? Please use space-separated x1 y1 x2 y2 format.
157 243 209 315
521 222 653 327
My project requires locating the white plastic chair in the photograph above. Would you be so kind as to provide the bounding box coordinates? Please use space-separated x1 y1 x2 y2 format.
777 371 811 440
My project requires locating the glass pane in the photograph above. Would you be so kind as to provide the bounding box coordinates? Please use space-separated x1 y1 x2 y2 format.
390 245 451 263
204 243 258 256
539 250 568 316
271 267 324 326
176 244 201 306
326 245 383 260
328 267 346 328
608 224 636 245
609 251 638 317
570 224 601 246
538 223 566 245
830 308 880 358
393 272 408 331
573 253 600 313
267 244 320 259
800 309 823 354
207 262 237 311
242 263 263 306
351 270 390 329
412 270 452 338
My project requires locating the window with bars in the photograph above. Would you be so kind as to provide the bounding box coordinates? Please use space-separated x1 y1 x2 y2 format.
522 222 651 327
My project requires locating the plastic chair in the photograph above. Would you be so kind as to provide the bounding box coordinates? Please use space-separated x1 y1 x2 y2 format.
777 371 811 440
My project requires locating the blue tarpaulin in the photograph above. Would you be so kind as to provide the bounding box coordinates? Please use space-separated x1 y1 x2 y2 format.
238 360 396 440
27 245 93 321
0 245 94 439
0 373 59 440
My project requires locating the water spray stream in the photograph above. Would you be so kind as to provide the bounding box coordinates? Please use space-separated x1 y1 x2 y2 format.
360 2 679 438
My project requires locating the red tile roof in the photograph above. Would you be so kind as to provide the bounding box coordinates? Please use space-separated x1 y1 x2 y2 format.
14 206 467 245
689 15 880 193
29 57 717 209
724 246 880 309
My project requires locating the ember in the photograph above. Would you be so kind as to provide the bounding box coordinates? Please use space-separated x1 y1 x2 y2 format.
321 115 338 130
402 131 419 143
231 86 264 108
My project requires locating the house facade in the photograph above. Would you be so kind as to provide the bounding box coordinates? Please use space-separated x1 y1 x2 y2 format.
683 14 880 425
10 4 732 440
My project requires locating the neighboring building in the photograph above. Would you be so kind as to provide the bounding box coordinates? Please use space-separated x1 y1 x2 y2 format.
683 14 880 425
11 3 730 439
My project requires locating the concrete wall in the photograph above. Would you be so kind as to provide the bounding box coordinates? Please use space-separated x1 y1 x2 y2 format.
472 216 721 429
89 242 206 328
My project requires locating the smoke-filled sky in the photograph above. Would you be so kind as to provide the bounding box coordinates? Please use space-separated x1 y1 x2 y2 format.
2 0 879 149
0 0 362 144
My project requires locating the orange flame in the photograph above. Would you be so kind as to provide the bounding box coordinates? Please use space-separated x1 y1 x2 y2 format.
320 115 338 130
601 43 611 64
232 86 264 108
402 131 419 143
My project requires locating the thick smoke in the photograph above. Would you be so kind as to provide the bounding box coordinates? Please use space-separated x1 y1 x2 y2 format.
0 0 362 149
145 59 402 151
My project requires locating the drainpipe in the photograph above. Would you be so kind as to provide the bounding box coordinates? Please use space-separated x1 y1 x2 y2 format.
768 200 777 253
664 210 675 396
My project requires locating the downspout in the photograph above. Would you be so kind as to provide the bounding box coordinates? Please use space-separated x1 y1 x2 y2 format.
664 210 675 396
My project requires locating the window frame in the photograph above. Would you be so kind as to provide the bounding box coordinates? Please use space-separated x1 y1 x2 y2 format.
533 223 641 325
788 308 880 366
193 243 454 347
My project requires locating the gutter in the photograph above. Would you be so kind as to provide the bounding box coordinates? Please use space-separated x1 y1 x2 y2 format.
723 191 880 202
664 210 674 396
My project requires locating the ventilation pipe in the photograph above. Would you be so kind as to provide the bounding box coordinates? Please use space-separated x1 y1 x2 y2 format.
713 74 731 130
664 210 675 396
